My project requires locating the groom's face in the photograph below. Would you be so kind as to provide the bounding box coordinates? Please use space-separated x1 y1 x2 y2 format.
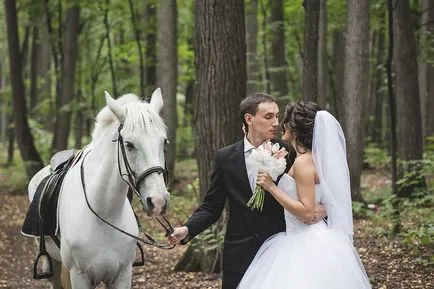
246 101 279 141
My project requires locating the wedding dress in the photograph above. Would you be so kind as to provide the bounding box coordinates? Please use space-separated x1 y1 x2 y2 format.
237 174 371 289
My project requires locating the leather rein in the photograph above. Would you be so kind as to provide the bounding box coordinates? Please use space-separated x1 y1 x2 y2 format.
80 123 175 250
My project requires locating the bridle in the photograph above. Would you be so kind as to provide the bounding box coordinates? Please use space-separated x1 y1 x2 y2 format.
115 123 169 198
80 123 175 249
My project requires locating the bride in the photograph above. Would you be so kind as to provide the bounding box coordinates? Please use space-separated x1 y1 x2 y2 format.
237 102 371 289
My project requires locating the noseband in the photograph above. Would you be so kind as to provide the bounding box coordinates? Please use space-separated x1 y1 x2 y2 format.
79 123 175 250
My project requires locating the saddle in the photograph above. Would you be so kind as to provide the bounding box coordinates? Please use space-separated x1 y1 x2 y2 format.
21 149 79 239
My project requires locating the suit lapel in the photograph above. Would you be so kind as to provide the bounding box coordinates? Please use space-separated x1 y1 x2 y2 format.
227 140 253 195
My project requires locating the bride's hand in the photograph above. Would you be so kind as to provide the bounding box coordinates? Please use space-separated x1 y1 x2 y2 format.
256 170 276 192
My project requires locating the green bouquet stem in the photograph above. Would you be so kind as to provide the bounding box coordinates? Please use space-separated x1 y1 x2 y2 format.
247 186 265 211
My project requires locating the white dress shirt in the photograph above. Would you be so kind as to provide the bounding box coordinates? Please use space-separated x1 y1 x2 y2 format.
244 137 261 194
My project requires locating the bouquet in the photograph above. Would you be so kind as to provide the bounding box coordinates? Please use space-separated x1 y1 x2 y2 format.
247 141 288 211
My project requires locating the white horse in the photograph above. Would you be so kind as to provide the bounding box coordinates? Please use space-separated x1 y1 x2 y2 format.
27 88 171 288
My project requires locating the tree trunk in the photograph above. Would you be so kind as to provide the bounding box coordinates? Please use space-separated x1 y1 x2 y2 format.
52 4 80 153
420 0 434 138
317 0 328 108
246 0 258 94
177 0 246 273
128 0 145 98
38 16 52 114
157 0 178 185
6 113 14 166
144 0 157 98
104 0 117 97
4 0 43 178
394 0 425 197
269 0 288 100
386 0 400 233
29 26 40 114
260 0 270 93
331 30 345 123
343 0 370 201
0 59 4 143
302 0 320 102
373 28 386 145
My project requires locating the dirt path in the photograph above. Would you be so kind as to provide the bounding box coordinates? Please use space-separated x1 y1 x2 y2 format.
0 192 432 288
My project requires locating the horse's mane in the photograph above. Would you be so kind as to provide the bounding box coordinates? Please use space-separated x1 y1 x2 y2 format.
92 93 166 140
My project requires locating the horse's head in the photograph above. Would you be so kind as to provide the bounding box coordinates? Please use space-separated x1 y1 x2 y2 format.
99 88 170 216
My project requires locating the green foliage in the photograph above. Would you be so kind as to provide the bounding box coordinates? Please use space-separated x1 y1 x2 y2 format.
28 118 53 163
364 143 390 169
178 1 195 86
190 223 225 253
401 224 434 264
176 94 194 159
327 0 346 31
0 145 28 192
283 0 304 99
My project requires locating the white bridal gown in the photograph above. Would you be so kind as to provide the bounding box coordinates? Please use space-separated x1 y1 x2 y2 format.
238 174 372 289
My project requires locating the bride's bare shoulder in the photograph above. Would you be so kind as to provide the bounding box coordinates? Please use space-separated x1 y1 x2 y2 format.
293 154 315 173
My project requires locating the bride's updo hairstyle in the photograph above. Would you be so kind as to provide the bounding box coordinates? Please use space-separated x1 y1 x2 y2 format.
280 101 322 153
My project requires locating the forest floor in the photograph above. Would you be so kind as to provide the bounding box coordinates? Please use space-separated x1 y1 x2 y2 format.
0 170 432 289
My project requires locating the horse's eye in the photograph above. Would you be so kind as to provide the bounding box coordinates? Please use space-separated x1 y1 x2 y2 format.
125 142 135 151
164 139 169 153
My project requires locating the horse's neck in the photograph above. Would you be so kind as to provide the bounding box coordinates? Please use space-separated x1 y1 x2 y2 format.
83 133 129 218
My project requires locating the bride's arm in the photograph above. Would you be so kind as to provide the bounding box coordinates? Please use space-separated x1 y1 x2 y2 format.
257 155 316 223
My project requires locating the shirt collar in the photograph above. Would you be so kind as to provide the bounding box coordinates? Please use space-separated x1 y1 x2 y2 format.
244 136 256 153
244 137 271 153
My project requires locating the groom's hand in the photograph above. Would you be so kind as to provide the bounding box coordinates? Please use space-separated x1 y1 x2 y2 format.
310 204 326 224
168 226 189 244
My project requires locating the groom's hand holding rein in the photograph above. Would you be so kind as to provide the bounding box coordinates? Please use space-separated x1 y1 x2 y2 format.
168 226 189 244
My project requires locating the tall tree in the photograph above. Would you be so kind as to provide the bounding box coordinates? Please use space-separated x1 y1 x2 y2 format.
343 0 370 201
103 0 117 97
144 0 157 97
157 0 178 184
394 0 425 197
302 0 320 102
317 0 328 107
246 0 258 94
52 3 80 153
419 0 434 138
269 0 288 99
129 0 145 98
0 59 4 142
331 29 345 122
371 11 386 145
4 0 43 178
178 0 246 273
29 26 40 114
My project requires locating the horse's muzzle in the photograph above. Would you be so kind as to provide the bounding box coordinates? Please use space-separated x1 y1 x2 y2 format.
141 194 169 216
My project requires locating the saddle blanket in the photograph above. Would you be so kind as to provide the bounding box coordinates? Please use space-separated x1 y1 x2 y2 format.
21 174 59 237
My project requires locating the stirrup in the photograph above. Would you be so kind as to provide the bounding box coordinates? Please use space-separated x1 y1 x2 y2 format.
33 222 54 279
133 242 145 267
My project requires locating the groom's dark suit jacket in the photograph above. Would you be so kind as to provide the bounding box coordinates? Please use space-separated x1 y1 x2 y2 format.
184 139 294 276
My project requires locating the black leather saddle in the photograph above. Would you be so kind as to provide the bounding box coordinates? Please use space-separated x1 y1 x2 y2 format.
21 149 78 238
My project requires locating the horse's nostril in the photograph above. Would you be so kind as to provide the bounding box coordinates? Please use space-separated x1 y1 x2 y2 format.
162 202 168 215
146 197 154 210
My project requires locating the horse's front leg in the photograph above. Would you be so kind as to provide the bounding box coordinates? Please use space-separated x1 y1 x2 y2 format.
69 268 96 289
107 266 133 289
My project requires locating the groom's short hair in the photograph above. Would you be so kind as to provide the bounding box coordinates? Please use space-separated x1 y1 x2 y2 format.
240 92 276 134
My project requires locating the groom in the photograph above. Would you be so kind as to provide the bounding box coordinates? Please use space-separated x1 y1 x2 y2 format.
169 93 325 288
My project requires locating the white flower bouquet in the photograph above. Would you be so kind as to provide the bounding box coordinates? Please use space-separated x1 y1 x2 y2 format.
247 141 288 211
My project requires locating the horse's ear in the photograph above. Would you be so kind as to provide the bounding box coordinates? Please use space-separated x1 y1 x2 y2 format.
150 88 164 113
105 91 125 123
